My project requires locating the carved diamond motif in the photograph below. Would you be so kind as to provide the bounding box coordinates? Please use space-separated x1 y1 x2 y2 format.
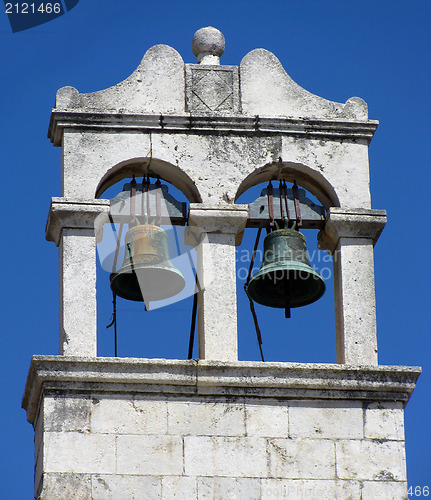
192 69 233 111
186 66 239 113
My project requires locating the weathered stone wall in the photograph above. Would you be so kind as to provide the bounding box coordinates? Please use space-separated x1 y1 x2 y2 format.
36 393 408 499
24 357 419 499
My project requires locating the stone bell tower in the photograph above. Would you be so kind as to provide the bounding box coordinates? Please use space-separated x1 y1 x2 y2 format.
23 27 420 499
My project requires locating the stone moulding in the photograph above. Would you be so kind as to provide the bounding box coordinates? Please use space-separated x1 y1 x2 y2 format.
48 112 379 147
22 355 421 426
318 208 388 254
45 198 110 246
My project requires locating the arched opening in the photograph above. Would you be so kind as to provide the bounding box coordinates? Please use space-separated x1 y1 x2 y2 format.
96 157 202 203
235 160 340 210
235 178 335 363
95 166 200 359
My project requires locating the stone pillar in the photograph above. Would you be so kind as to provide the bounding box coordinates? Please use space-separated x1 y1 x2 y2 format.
46 198 110 356
187 204 248 362
318 208 387 365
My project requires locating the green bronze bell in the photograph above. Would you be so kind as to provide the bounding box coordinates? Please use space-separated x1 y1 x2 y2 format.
110 224 185 303
247 227 325 311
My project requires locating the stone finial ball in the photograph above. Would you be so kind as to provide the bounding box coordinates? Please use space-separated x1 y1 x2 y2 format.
192 27 225 58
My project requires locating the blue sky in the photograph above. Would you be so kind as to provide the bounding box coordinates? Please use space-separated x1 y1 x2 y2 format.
1 1 430 497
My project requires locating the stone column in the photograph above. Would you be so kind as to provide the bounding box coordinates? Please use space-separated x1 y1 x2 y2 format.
187 204 248 362
318 208 387 365
46 198 110 356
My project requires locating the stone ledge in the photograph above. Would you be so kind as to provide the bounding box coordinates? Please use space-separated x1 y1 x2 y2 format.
318 208 387 254
187 204 249 246
45 198 110 246
22 356 421 425
48 112 379 146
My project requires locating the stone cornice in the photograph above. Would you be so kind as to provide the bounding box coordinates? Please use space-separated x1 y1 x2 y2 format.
48 111 379 147
187 204 249 246
188 204 249 232
45 198 110 246
22 355 421 425
318 208 387 254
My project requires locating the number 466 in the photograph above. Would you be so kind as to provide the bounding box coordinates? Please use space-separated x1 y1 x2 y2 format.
408 486 430 497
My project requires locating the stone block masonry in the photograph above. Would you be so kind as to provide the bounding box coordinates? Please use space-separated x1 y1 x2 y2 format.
23 356 419 499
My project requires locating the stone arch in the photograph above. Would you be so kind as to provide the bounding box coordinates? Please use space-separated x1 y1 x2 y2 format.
235 161 340 209
95 157 202 203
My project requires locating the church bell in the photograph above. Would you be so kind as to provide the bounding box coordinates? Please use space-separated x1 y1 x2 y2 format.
247 227 325 310
110 224 185 303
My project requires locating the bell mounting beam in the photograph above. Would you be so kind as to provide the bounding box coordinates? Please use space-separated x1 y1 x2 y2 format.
110 179 324 231
247 185 325 229
109 181 187 226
